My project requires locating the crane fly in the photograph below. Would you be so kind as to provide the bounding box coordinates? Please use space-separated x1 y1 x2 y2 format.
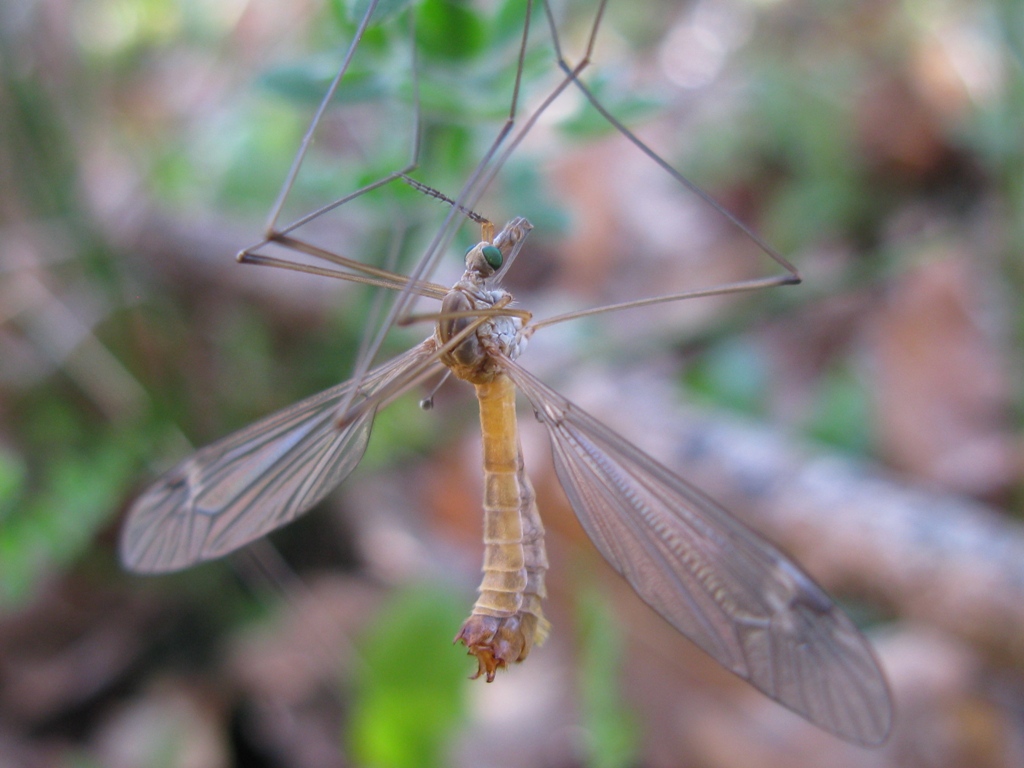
120 0 893 747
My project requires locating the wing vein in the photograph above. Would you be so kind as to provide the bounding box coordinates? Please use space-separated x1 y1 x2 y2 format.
121 341 440 573
501 357 892 745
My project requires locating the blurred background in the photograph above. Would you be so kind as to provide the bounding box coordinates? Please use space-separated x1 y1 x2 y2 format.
1 0 1023 765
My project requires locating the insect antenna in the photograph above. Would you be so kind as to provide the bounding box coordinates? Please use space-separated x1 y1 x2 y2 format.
400 175 493 230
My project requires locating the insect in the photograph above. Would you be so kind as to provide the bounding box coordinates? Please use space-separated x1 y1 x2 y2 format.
120 0 893 746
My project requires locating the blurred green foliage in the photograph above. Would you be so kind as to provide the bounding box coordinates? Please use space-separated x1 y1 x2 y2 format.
804 363 873 454
575 587 640 768
683 338 771 419
1 0 1023 763
342 0 414 27
348 585 470 768
672 0 1024 465
0 430 138 604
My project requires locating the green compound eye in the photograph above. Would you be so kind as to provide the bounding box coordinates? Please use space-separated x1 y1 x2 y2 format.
481 245 503 270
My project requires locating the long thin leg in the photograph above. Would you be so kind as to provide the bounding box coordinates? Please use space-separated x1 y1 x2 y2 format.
349 0 540 389
257 0 418 242
532 0 801 313
249 0 802 392
440 0 801 328
236 1 424 298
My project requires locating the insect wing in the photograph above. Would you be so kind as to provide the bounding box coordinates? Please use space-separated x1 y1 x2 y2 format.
503 360 892 745
121 342 438 573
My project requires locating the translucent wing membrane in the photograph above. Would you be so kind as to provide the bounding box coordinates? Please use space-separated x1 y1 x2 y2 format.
503 358 892 746
121 342 439 573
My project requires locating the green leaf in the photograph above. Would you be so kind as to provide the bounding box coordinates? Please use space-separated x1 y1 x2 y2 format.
682 338 769 417
556 75 663 140
803 364 873 453
576 589 640 768
346 0 413 26
0 451 26 521
259 60 389 106
0 436 139 607
348 585 469 768
416 0 486 61
487 0 530 48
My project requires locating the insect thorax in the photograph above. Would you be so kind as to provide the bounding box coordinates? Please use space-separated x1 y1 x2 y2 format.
436 280 524 383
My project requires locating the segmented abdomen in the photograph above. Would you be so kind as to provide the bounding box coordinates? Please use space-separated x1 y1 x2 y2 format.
455 372 549 680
